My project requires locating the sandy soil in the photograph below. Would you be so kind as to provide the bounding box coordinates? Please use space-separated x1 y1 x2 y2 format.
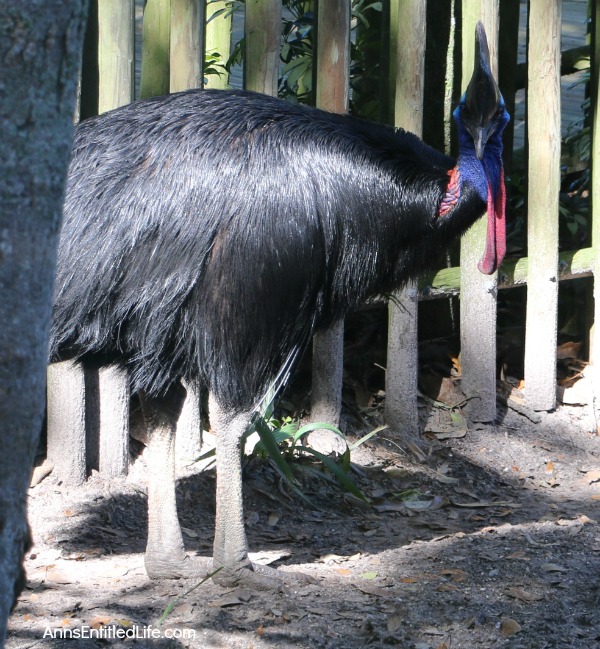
7 378 600 649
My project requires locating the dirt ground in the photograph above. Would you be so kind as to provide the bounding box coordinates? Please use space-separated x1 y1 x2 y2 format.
7 372 600 649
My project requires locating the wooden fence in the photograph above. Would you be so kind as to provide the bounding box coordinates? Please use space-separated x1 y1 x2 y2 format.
47 0 598 483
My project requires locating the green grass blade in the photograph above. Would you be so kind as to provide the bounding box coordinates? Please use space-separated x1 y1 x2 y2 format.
298 447 370 503
253 416 297 484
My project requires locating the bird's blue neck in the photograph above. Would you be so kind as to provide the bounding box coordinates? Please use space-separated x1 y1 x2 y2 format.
455 125 491 201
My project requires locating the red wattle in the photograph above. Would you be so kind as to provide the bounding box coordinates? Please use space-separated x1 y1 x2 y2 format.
477 167 506 275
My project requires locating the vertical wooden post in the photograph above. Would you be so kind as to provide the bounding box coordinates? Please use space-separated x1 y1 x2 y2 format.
47 3 135 483
205 1 232 89
459 0 500 423
47 362 87 485
175 381 203 467
384 0 427 438
97 0 135 113
245 0 282 95
309 0 350 454
96 3 136 477
590 1 600 367
523 0 561 410
170 0 204 92
140 0 171 99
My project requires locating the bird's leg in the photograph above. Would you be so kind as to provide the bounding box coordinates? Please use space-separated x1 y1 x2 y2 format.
140 385 211 579
210 393 300 590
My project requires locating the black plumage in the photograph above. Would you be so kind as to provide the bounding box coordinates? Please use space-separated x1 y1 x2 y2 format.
51 89 494 413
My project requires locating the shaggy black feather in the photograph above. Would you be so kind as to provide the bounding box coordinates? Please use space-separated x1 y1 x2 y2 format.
50 89 487 412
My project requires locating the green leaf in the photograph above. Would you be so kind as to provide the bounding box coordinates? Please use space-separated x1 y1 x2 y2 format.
253 417 297 485
293 421 346 445
298 446 369 503
348 425 387 451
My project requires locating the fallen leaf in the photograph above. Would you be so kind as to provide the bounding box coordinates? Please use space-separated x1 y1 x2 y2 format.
506 587 544 603
360 572 378 580
89 616 112 629
336 568 352 576
45 570 73 585
541 563 566 573
500 617 522 637
545 461 555 474
580 469 600 485
387 612 403 633
181 527 198 538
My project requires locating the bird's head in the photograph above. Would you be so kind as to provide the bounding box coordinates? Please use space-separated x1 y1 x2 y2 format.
453 21 510 274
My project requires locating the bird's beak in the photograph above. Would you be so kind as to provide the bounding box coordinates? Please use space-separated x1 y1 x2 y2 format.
463 22 503 159
472 128 485 160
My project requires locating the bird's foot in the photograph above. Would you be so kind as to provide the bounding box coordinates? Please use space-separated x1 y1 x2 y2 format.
145 553 213 580
212 560 315 591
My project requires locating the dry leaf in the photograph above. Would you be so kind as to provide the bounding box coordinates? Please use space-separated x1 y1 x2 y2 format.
579 470 600 486
545 461 555 474
506 587 544 603
45 570 73 585
361 571 378 580
89 616 112 629
336 568 352 576
387 613 403 633
500 618 522 636
541 563 566 573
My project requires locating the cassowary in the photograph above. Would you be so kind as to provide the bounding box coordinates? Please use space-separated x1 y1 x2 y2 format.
50 22 508 588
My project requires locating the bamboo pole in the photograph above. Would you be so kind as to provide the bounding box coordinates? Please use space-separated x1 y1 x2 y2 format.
385 0 427 438
523 0 561 410
170 0 204 92
245 0 282 95
309 0 350 454
204 0 232 89
140 0 171 99
459 0 500 423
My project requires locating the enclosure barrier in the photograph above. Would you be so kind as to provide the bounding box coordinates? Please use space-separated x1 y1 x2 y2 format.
47 0 594 484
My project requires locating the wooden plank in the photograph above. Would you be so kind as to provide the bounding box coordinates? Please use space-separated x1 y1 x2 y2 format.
459 0 500 423
244 0 282 95
417 248 595 300
97 0 135 113
204 0 232 89
140 0 171 99
170 0 204 92
95 4 136 477
591 0 600 365
47 362 87 485
384 0 426 437
47 4 136 485
309 0 350 454
523 0 561 410
176 381 203 467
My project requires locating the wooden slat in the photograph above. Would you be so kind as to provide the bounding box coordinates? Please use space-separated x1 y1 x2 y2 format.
97 0 135 113
591 0 600 365
204 1 232 89
95 4 136 477
384 0 427 437
47 362 87 485
140 0 171 99
170 0 204 92
459 0 500 423
523 0 561 410
309 0 350 453
418 248 595 300
245 0 282 95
